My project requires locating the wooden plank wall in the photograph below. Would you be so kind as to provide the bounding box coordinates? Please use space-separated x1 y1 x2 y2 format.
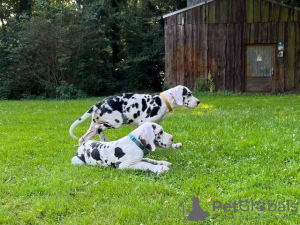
164 1 245 91
247 0 300 23
164 0 300 92
296 23 300 89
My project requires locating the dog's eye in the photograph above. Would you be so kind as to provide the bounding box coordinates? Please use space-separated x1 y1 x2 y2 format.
159 130 163 135
187 93 191 97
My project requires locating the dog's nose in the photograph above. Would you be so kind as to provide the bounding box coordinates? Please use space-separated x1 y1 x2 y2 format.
197 100 200 105
170 136 174 142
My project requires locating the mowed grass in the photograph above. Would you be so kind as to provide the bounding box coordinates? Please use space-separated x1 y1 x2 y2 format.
0 93 300 224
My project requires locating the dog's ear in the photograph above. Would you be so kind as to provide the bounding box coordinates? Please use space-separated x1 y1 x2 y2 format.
170 86 184 106
139 124 156 151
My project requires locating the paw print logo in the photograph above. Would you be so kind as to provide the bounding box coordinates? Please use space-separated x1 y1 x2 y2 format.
255 201 266 211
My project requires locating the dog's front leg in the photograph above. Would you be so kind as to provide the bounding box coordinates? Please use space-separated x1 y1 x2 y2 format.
142 158 172 166
121 161 169 174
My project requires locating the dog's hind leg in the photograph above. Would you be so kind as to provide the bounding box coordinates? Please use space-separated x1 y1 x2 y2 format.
71 155 85 165
79 123 105 145
96 119 123 142
97 129 109 142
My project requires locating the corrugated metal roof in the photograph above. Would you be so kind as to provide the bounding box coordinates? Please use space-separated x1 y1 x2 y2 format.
266 0 300 10
163 0 300 19
163 0 214 19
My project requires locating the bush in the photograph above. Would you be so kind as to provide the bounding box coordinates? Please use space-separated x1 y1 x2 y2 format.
55 81 87 99
195 77 209 92
195 74 216 93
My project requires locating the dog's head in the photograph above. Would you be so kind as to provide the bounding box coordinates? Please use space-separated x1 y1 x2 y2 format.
170 85 200 108
137 122 174 151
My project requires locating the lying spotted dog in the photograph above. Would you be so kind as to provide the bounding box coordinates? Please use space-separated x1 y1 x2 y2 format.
72 122 176 174
69 85 200 146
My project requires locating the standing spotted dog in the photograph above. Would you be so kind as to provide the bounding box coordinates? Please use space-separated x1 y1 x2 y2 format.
72 122 175 174
69 85 200 146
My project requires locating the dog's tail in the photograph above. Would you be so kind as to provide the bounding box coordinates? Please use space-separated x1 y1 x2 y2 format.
69 105 98 139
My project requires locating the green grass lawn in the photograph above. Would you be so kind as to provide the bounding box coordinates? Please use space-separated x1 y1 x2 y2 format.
0 93 300 224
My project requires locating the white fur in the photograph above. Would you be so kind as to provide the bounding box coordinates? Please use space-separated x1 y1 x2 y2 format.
72 122 174 174
69 85 200 146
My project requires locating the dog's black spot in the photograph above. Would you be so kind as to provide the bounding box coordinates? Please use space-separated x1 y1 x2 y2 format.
93 119 96 123
135 103 139 108
87 107 94 113
115 147 125 159
76 153 86 163
91 149 101 161
86 149 91 157
140 138 146 146
149 100 154 105
152 125 156 130
128 119 134 124
111 162 116 168
115 119 120 123
149 107 160 117
155 97 162 106
105 159 108 163
107 98 123 113
124 101 128 106
133 113 138 119
145 144 152 150
91 142 100 149
146 107 151 114
124 93 134 99
97 128 102 134
99 106 112 116
95 102 103 109
182 87 188 96
104 123 111 128
126 107 131 112
142 99 147 111
78 117 82 121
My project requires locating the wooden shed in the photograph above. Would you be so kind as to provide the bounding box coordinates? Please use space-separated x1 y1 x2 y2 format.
163 0 300 93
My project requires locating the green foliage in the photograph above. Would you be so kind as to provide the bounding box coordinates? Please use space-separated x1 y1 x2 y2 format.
195 77 209 92
55 81 87 99
195 74 215 92
1 94 300 223
1 0 300 99
208 73 215 92
0 0 178 99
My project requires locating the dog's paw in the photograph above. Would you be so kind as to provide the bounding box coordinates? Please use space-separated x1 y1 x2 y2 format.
155 165 169 174
172 142 182 148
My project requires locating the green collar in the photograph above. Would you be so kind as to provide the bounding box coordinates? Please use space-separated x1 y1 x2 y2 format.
128 133 149 156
